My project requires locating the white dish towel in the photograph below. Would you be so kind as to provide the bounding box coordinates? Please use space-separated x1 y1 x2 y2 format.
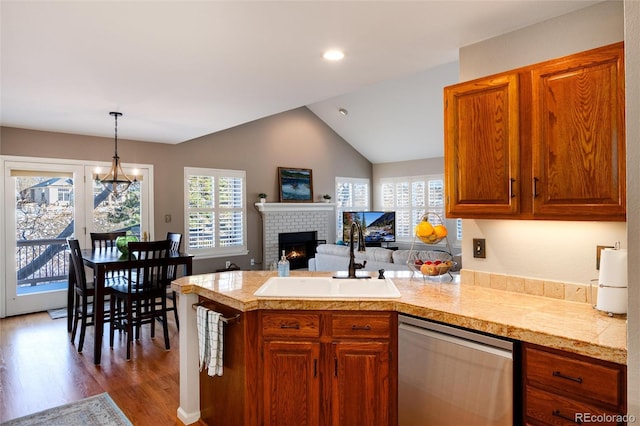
196 306 224 377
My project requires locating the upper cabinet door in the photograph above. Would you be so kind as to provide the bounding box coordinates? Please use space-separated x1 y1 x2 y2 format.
444 73 520 217
531 43 626 220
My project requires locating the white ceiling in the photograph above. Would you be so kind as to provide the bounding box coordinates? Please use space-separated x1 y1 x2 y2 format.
1 1 601 164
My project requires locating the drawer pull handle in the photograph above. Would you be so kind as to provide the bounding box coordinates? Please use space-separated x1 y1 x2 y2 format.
552 371 583 383
352 325 371 331
552 409 581 424
280 323 300 329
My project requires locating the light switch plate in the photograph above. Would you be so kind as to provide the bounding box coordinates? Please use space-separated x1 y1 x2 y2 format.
473 238 486 258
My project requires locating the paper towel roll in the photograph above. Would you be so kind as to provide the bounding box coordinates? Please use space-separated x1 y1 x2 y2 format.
598 248 627 288
596 286 627 314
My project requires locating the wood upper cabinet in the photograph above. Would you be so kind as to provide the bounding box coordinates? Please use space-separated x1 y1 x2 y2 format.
444 73 520 217
531 43 626 219
444 42 626 221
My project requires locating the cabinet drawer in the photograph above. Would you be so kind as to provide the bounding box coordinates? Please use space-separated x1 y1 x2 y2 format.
524 346 623 407
331 313 391 338
526 385 621 426
261 313 321 338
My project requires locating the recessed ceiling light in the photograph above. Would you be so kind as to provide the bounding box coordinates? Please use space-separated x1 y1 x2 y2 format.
323 49 345 61
338 108 349 116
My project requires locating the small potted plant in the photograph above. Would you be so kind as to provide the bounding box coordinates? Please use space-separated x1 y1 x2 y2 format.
258 193 267 203
322 194 332 203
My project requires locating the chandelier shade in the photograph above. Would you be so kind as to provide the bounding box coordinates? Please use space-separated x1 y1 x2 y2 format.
98 111 136 196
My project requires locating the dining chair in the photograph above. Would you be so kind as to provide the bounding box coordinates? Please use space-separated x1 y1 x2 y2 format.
90 231 127 250
67 238 122 352
166 232 182 329
67 237 95 352
109 239 171 360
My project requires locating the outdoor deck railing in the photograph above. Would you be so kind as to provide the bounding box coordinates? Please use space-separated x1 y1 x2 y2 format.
16 238 68 287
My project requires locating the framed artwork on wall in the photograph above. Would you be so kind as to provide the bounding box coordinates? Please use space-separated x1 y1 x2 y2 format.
278 167 313 202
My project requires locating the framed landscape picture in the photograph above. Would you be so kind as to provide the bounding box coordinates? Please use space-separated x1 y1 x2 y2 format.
278 167 313 202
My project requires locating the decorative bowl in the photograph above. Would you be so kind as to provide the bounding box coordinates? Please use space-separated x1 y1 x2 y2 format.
409 250 456 277
115 235 138 255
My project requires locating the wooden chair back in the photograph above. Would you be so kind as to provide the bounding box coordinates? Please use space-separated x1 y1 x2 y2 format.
67 237 89 293
166 232 182 280
127 240 171 293
90 231 126 250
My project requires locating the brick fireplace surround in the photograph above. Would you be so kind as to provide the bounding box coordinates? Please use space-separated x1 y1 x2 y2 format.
255 202 335 270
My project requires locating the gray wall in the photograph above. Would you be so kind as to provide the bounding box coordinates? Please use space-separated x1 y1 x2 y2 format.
1 106 372 273
624 0 640 416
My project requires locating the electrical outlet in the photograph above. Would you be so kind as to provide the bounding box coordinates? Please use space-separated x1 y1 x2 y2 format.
164 214 171 223
250 258 255 266
225 260 231 269
473 238 486 258
596 245 615 270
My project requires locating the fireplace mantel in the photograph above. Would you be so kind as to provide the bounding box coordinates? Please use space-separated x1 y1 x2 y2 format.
255 202 335 213
256 203 334 269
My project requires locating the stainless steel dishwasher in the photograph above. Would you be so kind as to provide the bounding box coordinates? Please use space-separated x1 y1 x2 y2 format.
398 314 514 426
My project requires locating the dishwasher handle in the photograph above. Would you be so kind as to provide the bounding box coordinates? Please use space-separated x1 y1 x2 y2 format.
399 322 513 360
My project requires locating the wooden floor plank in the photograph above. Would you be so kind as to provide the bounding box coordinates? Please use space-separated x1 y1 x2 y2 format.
0 311 183 425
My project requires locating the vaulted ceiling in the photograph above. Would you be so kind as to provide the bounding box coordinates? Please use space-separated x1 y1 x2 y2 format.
1 1 601 163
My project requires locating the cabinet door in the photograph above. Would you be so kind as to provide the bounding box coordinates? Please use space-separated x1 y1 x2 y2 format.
444 73 520 217
331 341 390 426
531 43 625 220
263 341 321 426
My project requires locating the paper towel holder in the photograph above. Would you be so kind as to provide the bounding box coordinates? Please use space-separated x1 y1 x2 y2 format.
593 242 628 317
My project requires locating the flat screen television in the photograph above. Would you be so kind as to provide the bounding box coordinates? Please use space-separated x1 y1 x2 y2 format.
342 211 396 244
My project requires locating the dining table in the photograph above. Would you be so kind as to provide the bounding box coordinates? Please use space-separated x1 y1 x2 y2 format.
67 247 194 365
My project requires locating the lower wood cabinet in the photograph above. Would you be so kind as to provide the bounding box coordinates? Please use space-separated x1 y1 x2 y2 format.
331 340 390 426
263 340 321 426
261 310 397 426
522 343 627 426
198 306 397 426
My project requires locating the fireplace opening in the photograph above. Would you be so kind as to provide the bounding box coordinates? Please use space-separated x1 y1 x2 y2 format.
278 231 319 270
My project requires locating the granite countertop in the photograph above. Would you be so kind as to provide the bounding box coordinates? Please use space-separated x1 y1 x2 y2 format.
171 270 627 365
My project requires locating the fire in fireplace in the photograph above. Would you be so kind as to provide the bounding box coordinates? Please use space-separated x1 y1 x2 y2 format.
278 231 319 270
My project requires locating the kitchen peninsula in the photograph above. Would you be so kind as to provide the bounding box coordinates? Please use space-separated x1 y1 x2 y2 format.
171 270 627 425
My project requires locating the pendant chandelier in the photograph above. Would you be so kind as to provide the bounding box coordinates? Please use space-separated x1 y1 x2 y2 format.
98 111 136 196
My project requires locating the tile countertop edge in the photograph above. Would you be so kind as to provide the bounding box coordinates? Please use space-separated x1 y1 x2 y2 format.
171 273 627 365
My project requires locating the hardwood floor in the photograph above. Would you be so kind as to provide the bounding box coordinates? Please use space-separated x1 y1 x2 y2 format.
0 310 185 425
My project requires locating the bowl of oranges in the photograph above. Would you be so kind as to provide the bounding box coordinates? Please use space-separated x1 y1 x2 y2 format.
414 214 448 244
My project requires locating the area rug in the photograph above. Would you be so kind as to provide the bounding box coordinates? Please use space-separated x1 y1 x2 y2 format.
1 393 133 426
47 307 68 320
47 302 110 320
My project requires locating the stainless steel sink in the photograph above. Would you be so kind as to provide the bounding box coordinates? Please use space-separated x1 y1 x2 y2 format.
253 276 401 299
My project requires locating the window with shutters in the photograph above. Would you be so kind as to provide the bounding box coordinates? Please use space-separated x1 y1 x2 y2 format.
380 174 461 243
335 177 370 241
184 167 248 258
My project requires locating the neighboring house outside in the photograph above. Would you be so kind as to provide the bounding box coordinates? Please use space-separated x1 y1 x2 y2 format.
19 178 73 205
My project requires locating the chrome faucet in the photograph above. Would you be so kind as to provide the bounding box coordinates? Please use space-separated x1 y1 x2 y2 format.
348 221 367 278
